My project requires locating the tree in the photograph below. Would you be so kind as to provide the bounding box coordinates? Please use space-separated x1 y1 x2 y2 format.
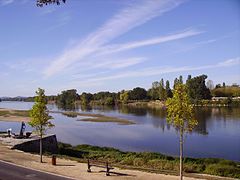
80 92 93 105
149 81 160 100
166 80 173 98
159 78 167 100
120 91 129 104
129 87 147 100
57 89 78 109
105 97 115 105
223 82 226 88
186 74 212 102
29 88 54 163
37 0 66 7
187 75 191 82
166 84 198 180
206 80 214 90
179 75 183 84
215 84 221 89
174 77 179 89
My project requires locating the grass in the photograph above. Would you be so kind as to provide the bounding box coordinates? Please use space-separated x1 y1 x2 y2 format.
57 142 240 179
61 111 135 125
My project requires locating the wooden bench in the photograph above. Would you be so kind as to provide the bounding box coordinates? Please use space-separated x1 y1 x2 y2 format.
87 159 114 176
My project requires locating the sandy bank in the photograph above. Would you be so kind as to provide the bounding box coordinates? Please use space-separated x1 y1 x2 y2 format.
0 108 30 122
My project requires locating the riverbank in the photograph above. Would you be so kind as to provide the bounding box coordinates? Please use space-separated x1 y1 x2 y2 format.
0 142 207 180
57 143 240 179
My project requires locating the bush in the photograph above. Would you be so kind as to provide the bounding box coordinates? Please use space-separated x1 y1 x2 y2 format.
204 164 240 178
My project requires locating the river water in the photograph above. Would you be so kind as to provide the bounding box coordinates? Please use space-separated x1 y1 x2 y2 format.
0 101 239 161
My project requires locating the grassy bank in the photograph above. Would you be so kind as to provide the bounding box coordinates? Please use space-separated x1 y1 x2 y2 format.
61 111 135 125
57 142 240 179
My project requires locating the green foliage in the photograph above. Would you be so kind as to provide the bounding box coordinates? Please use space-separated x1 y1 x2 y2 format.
57 89 78 109
186 74 212 101
80 92 93 105
29 88 54 135
129 87 147 100
91 91 118 105
29 88 54 163
166 84 198 132
166 83 198 179
37 0 66 7
149 81 160 100
104 97 115 105
159 78 167 100
166 80 173 98
204 164 240 178
120 91 129 104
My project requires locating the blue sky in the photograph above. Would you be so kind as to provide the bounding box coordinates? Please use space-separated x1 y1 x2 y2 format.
0 0 239 96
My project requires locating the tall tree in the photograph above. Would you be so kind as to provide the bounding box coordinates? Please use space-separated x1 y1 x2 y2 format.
206 80 214 90
187 75 191 82
174 78 179 89
29 88 54 163
159 78 167 100
223 82 226 88
166 84 198 180
149 81 160 100
166 80 173 98
186 74 212 101
179 75 183 84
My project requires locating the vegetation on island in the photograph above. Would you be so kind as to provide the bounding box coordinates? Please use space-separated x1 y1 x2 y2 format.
57 142 240 179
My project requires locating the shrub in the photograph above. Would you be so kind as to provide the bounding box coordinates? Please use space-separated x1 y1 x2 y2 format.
204 164 240 178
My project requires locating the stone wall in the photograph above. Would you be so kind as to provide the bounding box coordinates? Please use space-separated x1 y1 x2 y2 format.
12 134 58 154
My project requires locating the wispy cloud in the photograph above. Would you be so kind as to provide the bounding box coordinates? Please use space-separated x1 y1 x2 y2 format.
80 57 146 71
98 29 203 55
40 7 56 15
0 0 14 6
74 57 240 83
46 13 71 31
44 0 185 77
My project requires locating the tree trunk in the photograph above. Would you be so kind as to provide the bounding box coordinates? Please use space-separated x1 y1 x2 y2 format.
179 128 183 180
40 133 43 163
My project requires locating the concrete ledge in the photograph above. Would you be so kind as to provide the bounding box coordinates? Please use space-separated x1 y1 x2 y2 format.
0 134 58 154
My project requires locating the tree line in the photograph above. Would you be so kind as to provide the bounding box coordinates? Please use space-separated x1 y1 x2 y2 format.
1 74 239 107
50 74 240 108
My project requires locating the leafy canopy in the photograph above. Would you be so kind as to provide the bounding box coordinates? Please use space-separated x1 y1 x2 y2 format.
29 88 53 135
37 0 66 7
166 84 198 132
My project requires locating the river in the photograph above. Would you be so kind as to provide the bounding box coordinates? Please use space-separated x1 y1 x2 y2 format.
0 101 239 161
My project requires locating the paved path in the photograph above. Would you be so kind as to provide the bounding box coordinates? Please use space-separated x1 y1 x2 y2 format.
0 160 76 180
